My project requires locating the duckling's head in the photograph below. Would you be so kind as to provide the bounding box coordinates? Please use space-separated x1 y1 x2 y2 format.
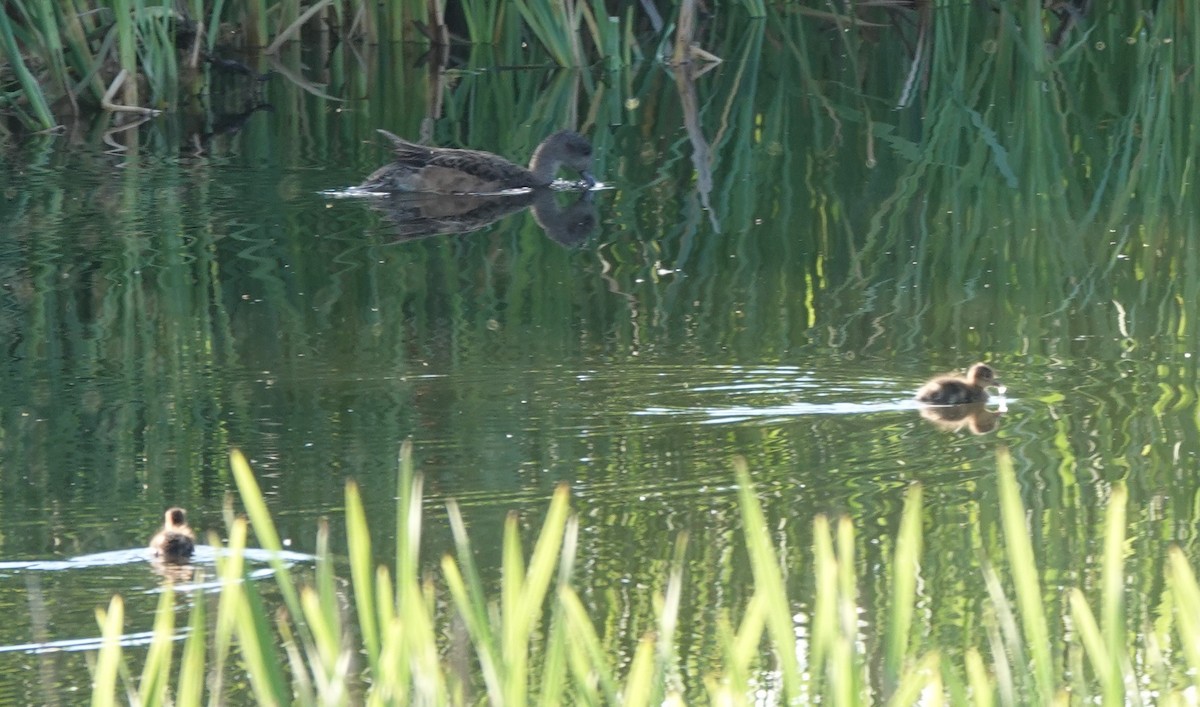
165 507 188 528
967 363 996 387
534 131 595 186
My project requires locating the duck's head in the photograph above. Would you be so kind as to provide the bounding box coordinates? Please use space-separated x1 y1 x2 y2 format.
165 507 188 528
967 363 997 387
536 131 595 187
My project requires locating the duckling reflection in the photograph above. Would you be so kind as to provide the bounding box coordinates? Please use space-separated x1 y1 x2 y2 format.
919 402 1002 435
371 190 596 246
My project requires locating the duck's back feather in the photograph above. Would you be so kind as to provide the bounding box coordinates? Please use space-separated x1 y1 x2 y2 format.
915 378 988 405
368 130 542 193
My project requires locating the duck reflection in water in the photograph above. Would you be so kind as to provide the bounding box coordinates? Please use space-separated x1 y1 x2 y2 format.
919 402 1002 435
371 189 597 247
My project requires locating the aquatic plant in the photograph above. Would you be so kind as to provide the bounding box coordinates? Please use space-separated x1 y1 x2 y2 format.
86 446 1200 704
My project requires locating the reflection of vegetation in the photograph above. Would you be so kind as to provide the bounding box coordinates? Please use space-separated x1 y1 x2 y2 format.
90 448 1200 703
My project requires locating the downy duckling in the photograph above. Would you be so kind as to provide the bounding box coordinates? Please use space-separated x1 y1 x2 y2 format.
149 507 195 564
915 363 997 405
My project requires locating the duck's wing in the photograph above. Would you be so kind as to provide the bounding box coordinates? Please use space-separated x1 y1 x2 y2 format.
426 149 539 186
376 130 539 188
377 129 436 162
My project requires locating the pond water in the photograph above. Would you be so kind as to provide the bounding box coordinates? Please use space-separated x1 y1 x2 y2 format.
2 14 1200 701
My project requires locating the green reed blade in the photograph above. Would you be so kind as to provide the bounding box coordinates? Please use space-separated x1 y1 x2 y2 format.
1068 587 1107 700
176 576 206 707
229 449 302 625
300 586 338 680
1101 484 1128 704
440 555 502 702
500 510 528 705
965 647 994 707
835 517 861 701
274 611 315 703
314 518 341 663
996 448 1055 702
210 520 248 702
0 12 55 129
91 596 125 707
733 457 801 701
559 585 621 702
731 593 766 681
396 440 420 607
981 564 1021 703
811 514 835 691
621 635 659 707
887 651 940 707
1167 547 1200 687
538 512 579 705
237 571 290 704
885 484 923 689
519 484 570 633
111 0 139 107
345 481 380 672
137 584 176 707
444 500 503 700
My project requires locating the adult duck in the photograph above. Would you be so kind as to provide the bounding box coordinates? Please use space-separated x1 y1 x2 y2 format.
149 507 195 563
915 363 998 405
360 130 595 194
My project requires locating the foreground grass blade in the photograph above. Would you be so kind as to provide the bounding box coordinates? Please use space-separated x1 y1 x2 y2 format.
176 578 206 707
230 450 305 642
345 481 380 674
138 585 177 707
733 457 801 702
92 596 125 707
886 484 923 691
996 448 1055 702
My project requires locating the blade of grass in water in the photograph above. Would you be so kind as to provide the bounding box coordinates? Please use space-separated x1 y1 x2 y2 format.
885 484 923 690
175 576 206 707
345 481 380 674
1101 484 1128 703
92 596 125 707
230 449 302 624
733 456 802 702
1167 547 1200 689
137 585 176 707
209 518 248 701
996 448 1055 702
964 648 994 707
0 12 56 129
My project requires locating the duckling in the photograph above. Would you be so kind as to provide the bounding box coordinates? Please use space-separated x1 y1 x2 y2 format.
149 507 195 563
915 363 997 405
360 130 595 194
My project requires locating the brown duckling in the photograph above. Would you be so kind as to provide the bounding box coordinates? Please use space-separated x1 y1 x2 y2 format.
149 507 195 563
360 130 595 194
915 363 998 405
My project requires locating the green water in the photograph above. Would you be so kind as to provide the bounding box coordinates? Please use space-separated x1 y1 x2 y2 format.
3 9 1200 701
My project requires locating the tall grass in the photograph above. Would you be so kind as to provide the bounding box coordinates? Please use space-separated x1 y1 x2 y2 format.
86 447 1200 704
